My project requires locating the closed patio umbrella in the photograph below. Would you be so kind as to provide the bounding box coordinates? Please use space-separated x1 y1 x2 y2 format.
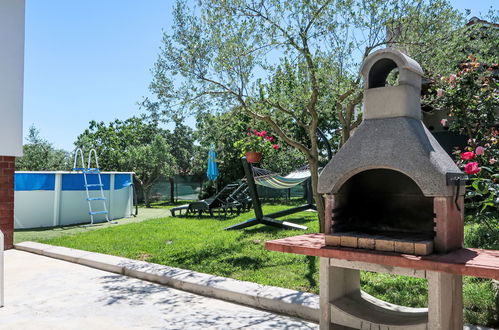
206 145 219 181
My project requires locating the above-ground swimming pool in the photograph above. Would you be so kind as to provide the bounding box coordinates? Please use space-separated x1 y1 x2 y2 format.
14 171 134 229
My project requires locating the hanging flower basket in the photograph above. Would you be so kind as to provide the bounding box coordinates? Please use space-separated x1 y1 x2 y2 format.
234 129 279 163
245 151 263 163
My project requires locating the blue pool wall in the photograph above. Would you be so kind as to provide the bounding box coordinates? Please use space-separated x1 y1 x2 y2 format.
14 172 134 229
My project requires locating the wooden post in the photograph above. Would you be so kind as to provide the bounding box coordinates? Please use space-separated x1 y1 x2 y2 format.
241 157 264 221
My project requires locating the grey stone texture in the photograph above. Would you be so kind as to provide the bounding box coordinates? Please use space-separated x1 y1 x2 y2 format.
361 48 424 121
363 84 422 120
319 48 463 197
318 117 463 196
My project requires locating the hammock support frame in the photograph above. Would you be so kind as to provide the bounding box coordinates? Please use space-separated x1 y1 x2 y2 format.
224 158 315 231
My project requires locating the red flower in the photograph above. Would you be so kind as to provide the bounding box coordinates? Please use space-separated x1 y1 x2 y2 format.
273 144 279 150
461 152 475 160
260 130 267 136
464 162 480 175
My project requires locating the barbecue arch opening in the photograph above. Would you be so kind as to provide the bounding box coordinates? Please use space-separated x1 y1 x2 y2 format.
368 58 399 88
332 169 435 240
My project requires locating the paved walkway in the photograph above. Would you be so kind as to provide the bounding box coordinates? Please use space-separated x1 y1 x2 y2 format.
0 250 317 330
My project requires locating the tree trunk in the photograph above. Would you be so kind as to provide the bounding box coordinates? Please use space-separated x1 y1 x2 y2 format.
169 176 175 203
143 186 151 208
341 127 351 147
307 154 325 233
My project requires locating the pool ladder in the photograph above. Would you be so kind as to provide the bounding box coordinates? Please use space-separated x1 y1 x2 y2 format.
73 148 111 225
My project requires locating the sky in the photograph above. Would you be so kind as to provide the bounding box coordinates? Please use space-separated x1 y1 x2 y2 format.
23 0 496 151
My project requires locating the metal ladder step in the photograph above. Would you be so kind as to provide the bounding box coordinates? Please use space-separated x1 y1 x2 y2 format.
86 197 106 201
89 211 108 215
85 183 103 187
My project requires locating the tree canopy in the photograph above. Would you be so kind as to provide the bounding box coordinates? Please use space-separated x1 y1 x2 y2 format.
16 125 70 171
147 0 466 230
75 117 176 207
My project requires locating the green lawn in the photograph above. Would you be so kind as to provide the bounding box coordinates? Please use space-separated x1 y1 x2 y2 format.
14 207 170 244
15 202 498 327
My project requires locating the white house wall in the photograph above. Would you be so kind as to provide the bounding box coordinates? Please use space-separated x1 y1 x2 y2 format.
0 0 24 156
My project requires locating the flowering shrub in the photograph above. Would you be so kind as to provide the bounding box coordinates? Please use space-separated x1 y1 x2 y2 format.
425 56 498 215
453 138 498 214
461 151 475 161
233 129 279 157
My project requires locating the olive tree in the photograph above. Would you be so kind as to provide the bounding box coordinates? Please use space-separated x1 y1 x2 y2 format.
148 0 463 231
75 117 176 207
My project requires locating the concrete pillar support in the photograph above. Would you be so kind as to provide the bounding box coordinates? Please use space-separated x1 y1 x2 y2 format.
320 257 463 329
427 271 463 330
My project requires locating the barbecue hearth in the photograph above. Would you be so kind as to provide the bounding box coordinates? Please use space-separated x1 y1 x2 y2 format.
318 48 466 255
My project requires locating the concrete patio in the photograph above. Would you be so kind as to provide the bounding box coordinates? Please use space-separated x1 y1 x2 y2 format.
0 249 317 329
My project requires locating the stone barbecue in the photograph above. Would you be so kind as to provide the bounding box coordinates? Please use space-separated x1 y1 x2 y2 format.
318 48 466 255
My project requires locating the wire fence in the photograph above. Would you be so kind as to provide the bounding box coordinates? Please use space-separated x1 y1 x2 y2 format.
148 175 306 202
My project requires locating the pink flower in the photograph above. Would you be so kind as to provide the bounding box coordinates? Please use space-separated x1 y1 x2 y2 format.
475 146 485 155
273 144 279 150
464 162 480 175
461 152 475 160
490 158 497 165
449 74 457 83
440 118 447 126
260 130 267 136
437 88 443 97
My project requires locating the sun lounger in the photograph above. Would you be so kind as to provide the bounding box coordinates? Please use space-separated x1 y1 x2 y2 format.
170 204 190 217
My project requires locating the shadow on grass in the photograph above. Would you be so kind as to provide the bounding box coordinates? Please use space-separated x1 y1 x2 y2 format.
150 200 194 207
15 222 105 233
170 212 244 221
305 256 317 289
237 217 315 235
157 240 296 276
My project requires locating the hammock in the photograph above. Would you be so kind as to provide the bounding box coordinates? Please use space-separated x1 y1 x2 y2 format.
252 165 311 189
